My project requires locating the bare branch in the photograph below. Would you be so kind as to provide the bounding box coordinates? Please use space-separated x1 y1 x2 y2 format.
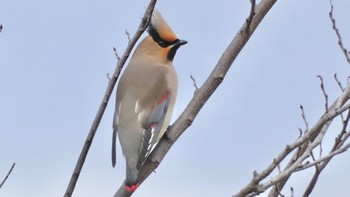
296 142 350 171
297 128 302 138
190 75 199 91
300 105 309 132
317 75 329 113
275 158 281 174
310 151 316 162
329 0 350 64
125 30 131 45
113 47 121 63
301 109 350 196
0 162 15 189
106 73 112 82
275 187 285 197
238 83 350 197
334 73 344 92
63 1 158 196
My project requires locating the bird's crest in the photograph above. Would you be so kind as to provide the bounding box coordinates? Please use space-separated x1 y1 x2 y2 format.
148 10 177 44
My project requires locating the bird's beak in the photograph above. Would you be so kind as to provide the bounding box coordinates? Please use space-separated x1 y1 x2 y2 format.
176 39 188 46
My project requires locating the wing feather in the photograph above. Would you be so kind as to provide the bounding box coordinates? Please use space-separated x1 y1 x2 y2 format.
137 92 170 169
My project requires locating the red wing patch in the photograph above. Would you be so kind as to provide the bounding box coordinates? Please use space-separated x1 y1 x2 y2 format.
157 90 170 105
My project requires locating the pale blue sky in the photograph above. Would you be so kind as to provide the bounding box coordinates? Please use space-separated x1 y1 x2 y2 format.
1 0 350 196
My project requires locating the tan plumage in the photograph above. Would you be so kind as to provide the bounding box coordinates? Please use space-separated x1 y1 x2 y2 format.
112 9 187 192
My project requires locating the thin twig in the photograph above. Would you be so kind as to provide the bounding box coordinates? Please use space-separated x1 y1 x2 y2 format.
296 142 350 171
125 30 131 45
190 75 199 91
276 187 285 197
334 74 345 121
0 162 15 189
300 105 309 132
317 75 329 113
244 85 350 197
298 128 303 138
106 73 112 82
329 0 350 64
334 73 344 92
266 3 350 195
274 158 281 174
301 109 350 196
310 151 316 162
63 1 158 196
113 47 121 62
333 109 350 151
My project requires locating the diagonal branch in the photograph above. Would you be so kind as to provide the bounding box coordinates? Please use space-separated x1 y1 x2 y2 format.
301 107 350 196
233 82 350 197
113 0 278 196
63 1 157 196
0 162 15 189
267 77 350 197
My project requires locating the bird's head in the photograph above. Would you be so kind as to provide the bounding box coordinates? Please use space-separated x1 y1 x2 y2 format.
145 10 187 62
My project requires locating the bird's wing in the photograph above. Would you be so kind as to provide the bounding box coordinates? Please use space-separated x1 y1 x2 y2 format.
136 90 170 169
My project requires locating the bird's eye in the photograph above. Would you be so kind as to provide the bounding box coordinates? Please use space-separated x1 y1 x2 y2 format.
158 41 167 48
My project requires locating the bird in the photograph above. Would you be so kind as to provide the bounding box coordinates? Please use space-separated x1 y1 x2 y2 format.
111 9 187 193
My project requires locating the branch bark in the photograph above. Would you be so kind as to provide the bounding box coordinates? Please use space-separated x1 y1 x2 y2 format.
234 81 350 197
113 0 278 196
267 83 350 197
301 108 350 196
63 1 157 196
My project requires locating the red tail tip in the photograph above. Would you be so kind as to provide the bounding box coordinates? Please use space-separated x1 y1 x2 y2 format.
125 183 139 192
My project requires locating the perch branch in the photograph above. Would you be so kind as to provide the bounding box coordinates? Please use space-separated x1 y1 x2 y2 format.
114 0 278 196
63 1 157 196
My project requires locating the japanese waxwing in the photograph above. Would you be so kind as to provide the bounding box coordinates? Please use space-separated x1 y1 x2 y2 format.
112 9 187 192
